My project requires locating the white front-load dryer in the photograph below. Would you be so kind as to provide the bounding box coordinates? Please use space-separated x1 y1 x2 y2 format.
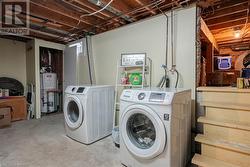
119 88 191 167
64 85 114 144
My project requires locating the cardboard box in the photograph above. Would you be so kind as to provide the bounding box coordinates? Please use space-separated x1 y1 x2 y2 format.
0 107 11 128
3 89 9 97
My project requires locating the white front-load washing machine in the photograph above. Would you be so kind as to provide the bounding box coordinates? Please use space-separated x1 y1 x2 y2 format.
120 88 191 167
64 85 114 144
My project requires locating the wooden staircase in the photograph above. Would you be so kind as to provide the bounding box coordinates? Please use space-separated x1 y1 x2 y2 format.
192 87 250 167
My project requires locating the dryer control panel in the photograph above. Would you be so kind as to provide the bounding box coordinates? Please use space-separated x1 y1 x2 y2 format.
65 86 87 94
76 87 85 93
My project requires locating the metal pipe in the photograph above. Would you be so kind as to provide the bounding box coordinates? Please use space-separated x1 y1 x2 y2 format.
171 9 174 68
86 37 93 85
155 3 169 68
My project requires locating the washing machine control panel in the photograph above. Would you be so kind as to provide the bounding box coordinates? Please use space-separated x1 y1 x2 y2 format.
121 89 174 104
149 92 166 102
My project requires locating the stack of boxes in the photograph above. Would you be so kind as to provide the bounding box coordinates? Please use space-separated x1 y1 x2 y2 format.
0 88 11 128
0 107 11 128
0 88 9 97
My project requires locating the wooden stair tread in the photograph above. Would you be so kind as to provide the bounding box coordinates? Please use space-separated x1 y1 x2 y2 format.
198 117 250 131
197 87 250 93
195 134 250 155
192 154 239 167
200 101 250 111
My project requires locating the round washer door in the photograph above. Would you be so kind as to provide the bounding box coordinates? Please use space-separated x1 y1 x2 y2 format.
64 95 83 129
121 105 166 159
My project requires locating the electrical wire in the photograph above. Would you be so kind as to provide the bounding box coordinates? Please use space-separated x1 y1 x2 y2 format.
80 0 114 18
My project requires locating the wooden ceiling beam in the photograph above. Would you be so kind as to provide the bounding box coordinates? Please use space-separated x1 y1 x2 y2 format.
69 0 126 25
211 23 250 34
208 18 247 30
212 0 248 11
30 0 105 32
32 0 103 26
134 0 156 15
101 0 135 21
103 0 132 13
91 0 174 33
218 40 250 47
1 14 73 42
29 31 66 44
204 2 248 21
30 3 91 32
66 0 115 19
205 11 249 26
215 31 250 42
17 13 71 33
217 37 250 45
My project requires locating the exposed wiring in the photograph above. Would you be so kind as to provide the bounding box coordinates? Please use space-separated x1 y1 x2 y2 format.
80 0 114 18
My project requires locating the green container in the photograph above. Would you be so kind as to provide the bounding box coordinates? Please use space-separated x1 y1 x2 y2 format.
129 73 142 85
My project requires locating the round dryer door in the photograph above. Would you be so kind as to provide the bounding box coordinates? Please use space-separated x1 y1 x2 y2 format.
64 95 83 129
121 105 166 159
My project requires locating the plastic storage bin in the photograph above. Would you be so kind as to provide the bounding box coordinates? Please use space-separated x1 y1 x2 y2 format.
217 56 232 70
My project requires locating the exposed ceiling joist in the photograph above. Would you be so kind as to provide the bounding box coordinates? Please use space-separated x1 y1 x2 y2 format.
204 2 248 21
134 0 157 15
66 0 114 19
202 0 250 47
1 0 197 43
30 3 83 30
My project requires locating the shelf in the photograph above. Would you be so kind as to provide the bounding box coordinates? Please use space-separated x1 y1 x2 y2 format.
117 84 145 87
123 70 143 73
200 101 250 111
192 154 238 167
195 134 250 155
197 86 250 93
198 117 250 131
119 65 149 68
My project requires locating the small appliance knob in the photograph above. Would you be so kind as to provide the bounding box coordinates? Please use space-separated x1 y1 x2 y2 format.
138 92 146 100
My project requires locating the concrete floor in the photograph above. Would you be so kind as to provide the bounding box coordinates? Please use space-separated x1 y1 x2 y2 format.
0 114 122 167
